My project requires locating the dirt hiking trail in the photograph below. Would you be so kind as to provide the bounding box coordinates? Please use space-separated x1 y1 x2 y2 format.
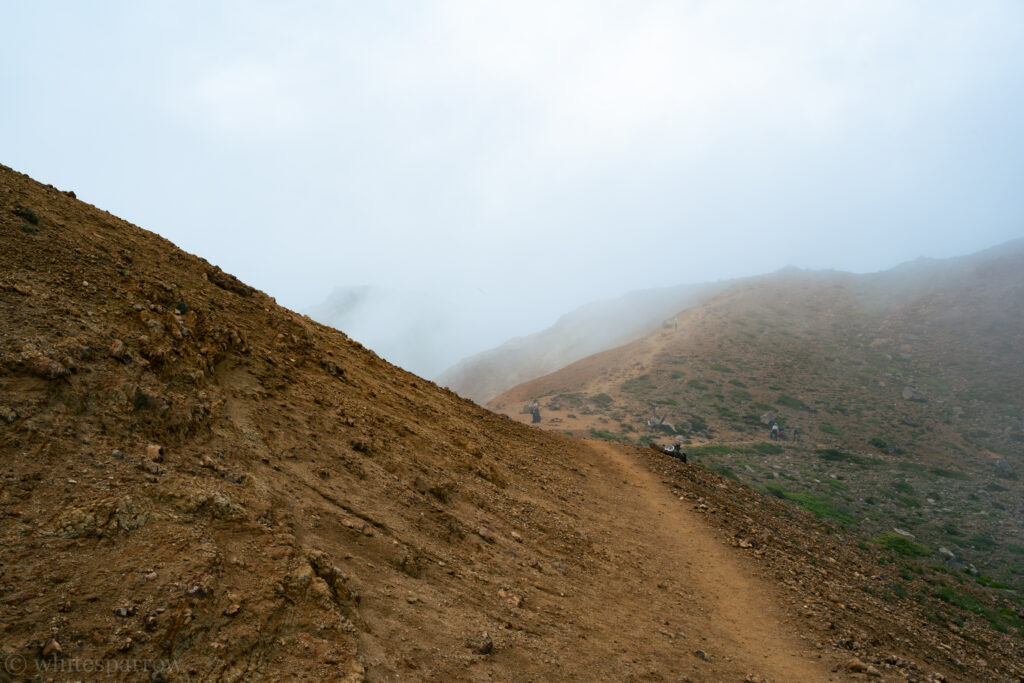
579 440 835 682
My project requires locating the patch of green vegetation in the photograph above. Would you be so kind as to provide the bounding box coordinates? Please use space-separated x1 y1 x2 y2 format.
874 532 931 558
728 379 747 388
687 444 735 456
762 482 853 523
710 465 739 480
984 481 1008 492
710 363 733 373
655 398 679 406
768 384 783 391
817 449 879 467
826 479 849 493
687 415 708 433
715 405 739 420
968 533 998 551
591 393 613 408
895 495 921 509
932 585 1024 634
941 522 962 537
729 389 752 402
14 206 40 225
1006 543 1024 556
819 422 844 436
670 370 683 380
976 575 1012 590
753 442 783 455
621 375 653 394
892 479 914 495
589 428 631 444
897 462 929 474
869 437 888 449
777 395 809 411
686 379 709 391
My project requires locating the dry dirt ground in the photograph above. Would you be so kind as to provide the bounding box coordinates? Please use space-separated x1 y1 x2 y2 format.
2 163 1021 681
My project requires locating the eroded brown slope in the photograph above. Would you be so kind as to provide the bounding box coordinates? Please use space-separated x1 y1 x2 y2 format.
0 164 835 682
1 164 1018 682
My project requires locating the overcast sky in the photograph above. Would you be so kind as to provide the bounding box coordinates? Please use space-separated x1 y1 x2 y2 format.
4 1 1024 373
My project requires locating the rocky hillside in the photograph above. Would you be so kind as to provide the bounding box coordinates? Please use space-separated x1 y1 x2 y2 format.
2 163 1024 681
439 281 728 403
491 247 1024 591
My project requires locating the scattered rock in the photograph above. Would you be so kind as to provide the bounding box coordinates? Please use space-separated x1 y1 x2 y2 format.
41 638 62 657
846 657 869 673
223 603 241 617
114 605 136 617
902 386 927 402
146 443 165 462
477 526 496 544
27 354 69 380
498 588 522 608
467 632 493 655
0 406 17 423
693 650 711 662
110 339 131 362
139 459 165 476
206 266 255 296
993 458 1017 480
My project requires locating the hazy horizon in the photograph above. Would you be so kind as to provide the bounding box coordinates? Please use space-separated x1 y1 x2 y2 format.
4 2 1024 375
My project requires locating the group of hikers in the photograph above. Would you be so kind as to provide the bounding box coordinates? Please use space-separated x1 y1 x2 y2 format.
770 421 800 442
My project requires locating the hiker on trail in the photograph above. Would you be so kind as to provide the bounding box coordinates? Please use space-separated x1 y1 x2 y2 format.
674 444 688 463
793 427 801 442
530 405 541 424
770 422 779 440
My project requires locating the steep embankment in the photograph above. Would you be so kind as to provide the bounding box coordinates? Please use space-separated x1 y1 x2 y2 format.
1 164 1022 681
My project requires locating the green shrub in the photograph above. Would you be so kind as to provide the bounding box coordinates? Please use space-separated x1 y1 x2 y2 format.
14 206 40 225
591 393 613 408
711 465 738 480
820 422 844 436
753 442 783 455
762 483 853 523
817 449 879 467
893 480 914 495
687 444 734 456
687 379 709 391
777 395 809 411
875 532 931 558
589 428 629 443
728 379 747 388
621 375 653 393
968 533 998 551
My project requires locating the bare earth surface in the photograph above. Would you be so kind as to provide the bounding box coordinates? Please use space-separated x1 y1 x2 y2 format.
2 163 1019 681
577 441 832 682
